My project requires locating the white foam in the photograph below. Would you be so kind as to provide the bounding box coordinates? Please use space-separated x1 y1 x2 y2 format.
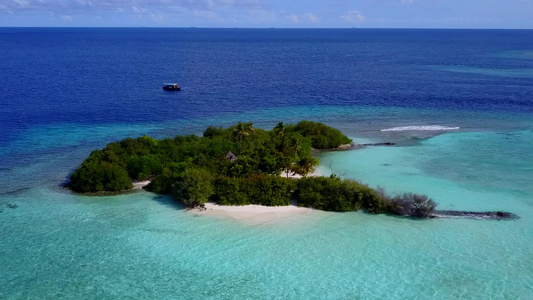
380 125 460 132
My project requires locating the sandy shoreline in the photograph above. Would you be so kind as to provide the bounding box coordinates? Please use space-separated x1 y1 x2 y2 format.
134 172 322 225
193 202 313 225
132 180 151 189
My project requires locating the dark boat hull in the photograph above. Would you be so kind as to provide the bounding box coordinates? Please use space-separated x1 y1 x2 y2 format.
162 86 181 91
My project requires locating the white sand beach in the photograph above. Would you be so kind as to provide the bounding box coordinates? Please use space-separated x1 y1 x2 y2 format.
132 180 151 189
193 202 313 225
136 171 321 224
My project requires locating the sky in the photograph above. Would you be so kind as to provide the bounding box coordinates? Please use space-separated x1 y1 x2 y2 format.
0 0 532 28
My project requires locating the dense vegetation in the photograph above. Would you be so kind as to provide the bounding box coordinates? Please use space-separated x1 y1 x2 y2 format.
294 176 437 217
294 120 352 149
69 121 437 218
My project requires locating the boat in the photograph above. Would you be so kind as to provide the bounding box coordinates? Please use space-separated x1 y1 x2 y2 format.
162 83 181 91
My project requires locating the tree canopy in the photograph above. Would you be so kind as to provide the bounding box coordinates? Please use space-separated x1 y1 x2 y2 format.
69 121 436 218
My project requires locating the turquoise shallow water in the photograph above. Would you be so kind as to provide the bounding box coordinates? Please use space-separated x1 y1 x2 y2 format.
1 106 532 299
2 188 531 299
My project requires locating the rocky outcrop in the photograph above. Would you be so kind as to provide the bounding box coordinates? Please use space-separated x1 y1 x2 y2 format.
312 143 355 152
431 210 519 220
361 142 395 146
336 143 354 150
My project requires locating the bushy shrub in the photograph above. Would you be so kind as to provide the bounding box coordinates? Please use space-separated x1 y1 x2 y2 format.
293 176 399 213
172 169 214 207
355 183 391 214
293 120 352 149
212 175 292 206
294 176 362 211
243 175 292 206
203 126 226 138
146 163 189 194
390 193 437 218
212 176 249 206
226 155 258 178
70 161 132 193
103 164 133 191
127 155 162 180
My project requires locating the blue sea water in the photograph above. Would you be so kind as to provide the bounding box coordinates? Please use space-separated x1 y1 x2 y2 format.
1 28 532 299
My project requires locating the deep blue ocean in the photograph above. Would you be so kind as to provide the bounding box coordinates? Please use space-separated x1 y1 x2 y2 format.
1 28 532 299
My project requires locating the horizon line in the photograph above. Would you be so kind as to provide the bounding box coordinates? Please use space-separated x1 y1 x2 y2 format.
1 26 532 30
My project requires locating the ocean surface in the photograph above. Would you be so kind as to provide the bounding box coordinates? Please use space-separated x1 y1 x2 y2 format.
1 28 532 299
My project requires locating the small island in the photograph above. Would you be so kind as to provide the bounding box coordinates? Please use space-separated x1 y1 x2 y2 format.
69 121 516 220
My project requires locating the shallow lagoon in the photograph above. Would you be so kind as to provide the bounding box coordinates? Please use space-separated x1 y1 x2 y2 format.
2 115 532 299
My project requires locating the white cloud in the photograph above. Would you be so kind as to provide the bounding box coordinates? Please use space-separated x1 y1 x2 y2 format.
340 11 365 24
244 9 277 24
2 0 268 14
284 12 319 24
132 6 146 14
1 0 528 28
194 9 217 21
75 0 94 7
288 14 299 23
306 13 318 23
372 0 415 5
149 12 164 22
14 0 31 7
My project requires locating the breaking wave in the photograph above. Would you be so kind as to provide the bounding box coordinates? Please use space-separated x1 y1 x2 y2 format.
380 125 460 132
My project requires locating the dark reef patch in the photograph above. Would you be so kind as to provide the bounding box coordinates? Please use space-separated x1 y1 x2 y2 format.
432 210 519 220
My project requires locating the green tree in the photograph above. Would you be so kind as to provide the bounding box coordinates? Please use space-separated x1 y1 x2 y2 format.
294 157 319 177
232 122 256 143
203 126 225 138
273 122 287 150
70 161 132 193
213 176 248 205
294 120 352 149
172 169 214 207
274 122 285 139
292 138 301 163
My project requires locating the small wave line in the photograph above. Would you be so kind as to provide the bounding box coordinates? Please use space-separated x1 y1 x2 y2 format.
380 125 460 132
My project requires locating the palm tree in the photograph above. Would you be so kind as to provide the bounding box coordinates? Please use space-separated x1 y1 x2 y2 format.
283 138 302 178
232 122 246 142
274 122 287 152
292 138 301 163
274 122 285 139
244 121 256 135
296 157 319 177
232 122 256 150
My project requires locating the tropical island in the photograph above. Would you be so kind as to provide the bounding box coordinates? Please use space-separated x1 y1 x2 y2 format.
69 121 517 220
69 121 439 218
